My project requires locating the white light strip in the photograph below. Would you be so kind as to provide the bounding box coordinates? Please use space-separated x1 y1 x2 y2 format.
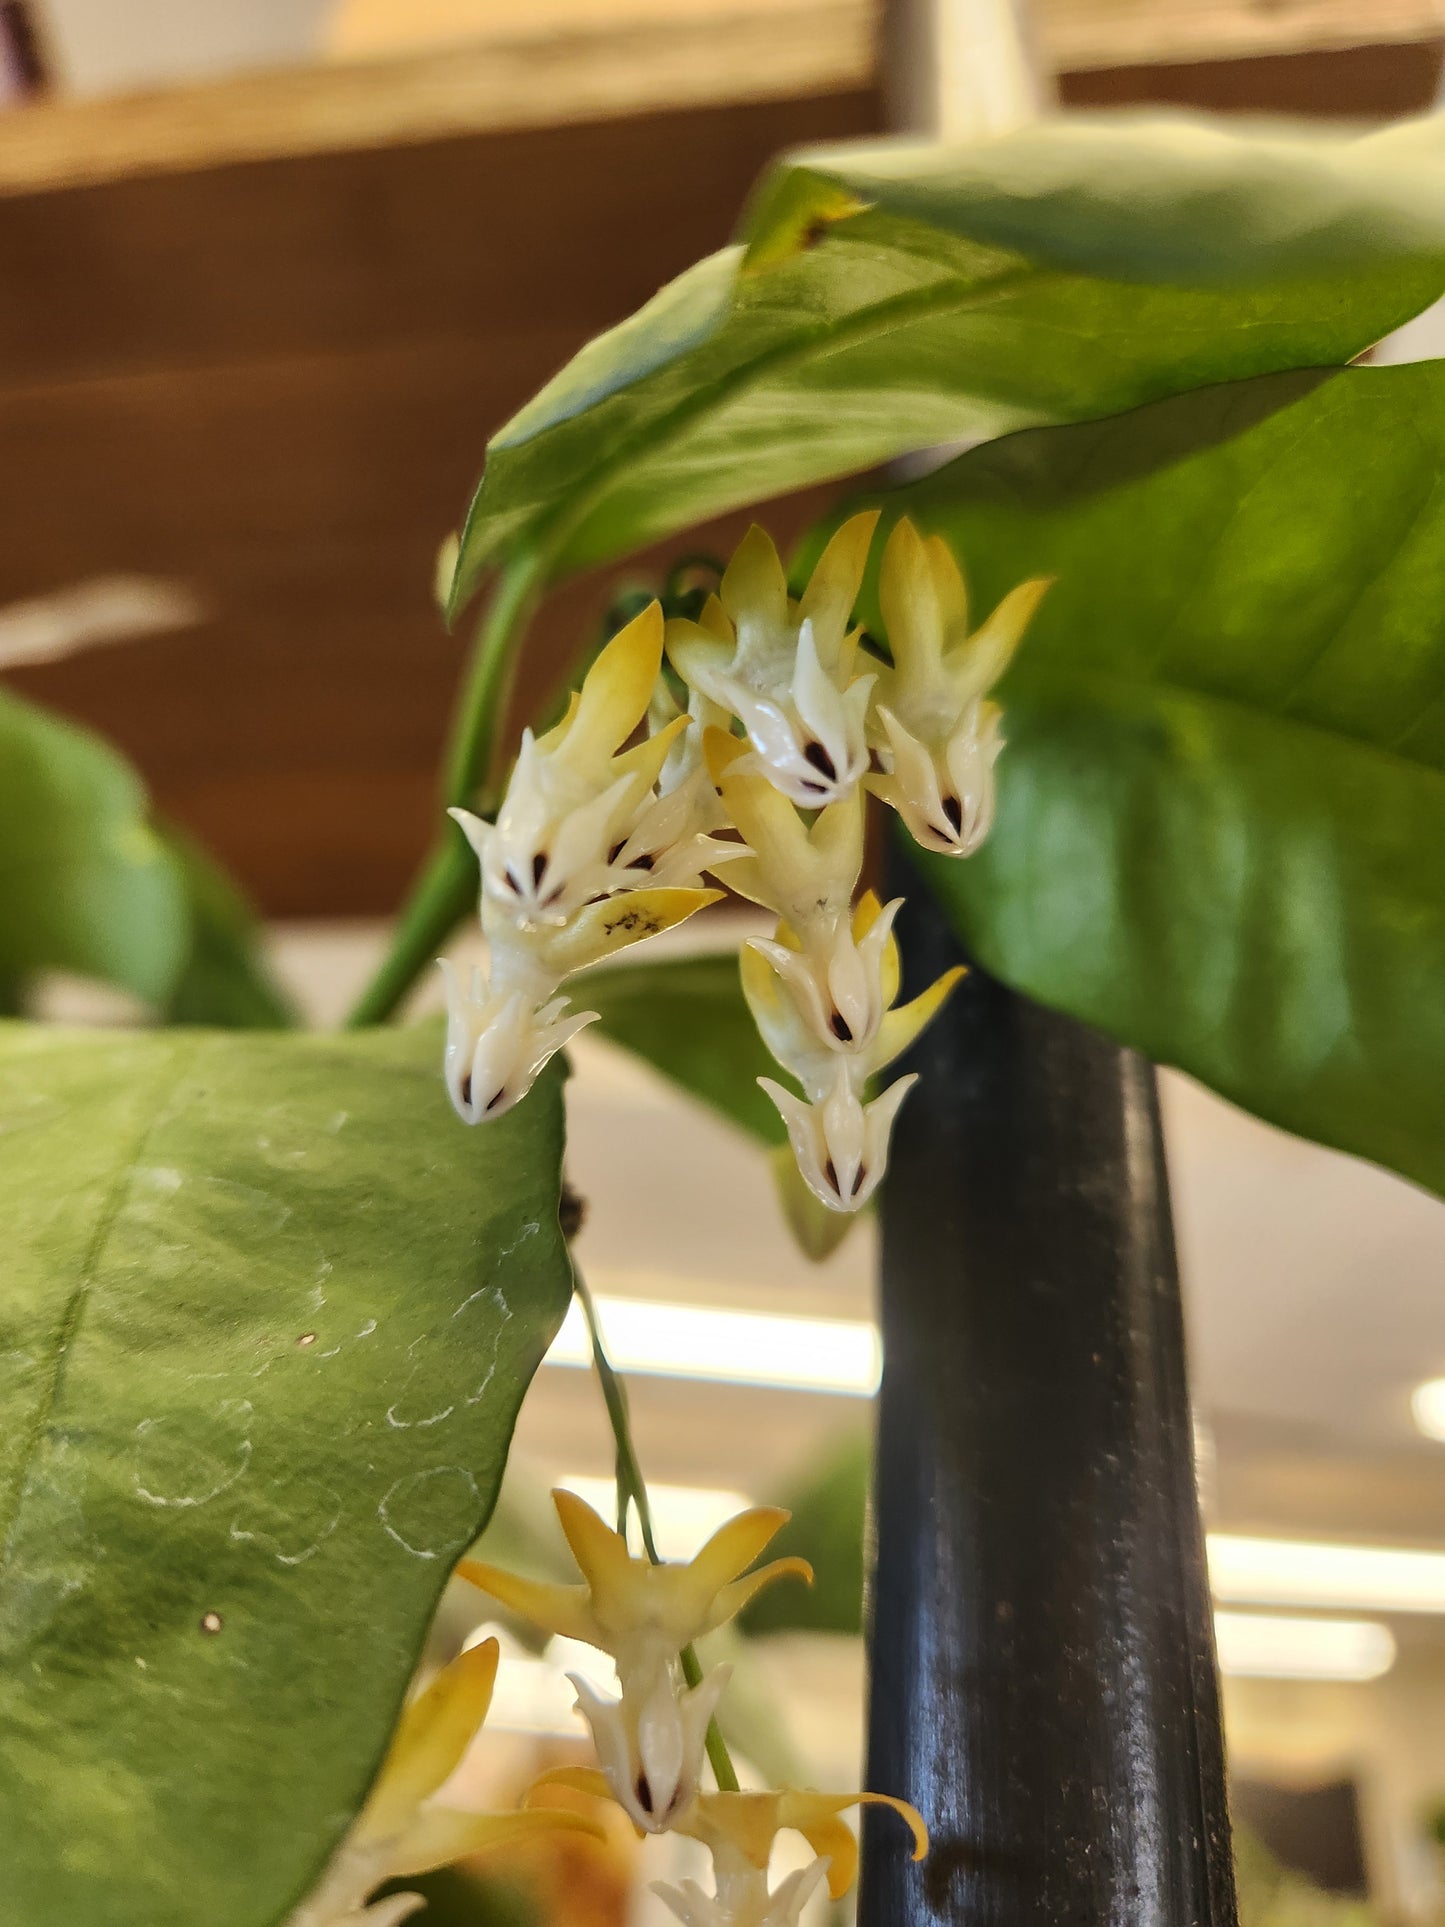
558 1474 751 1560
1412 1377 1445 1442
1213 1611 1396 1682
1208 1533 1445 1614
544 1294 881 1396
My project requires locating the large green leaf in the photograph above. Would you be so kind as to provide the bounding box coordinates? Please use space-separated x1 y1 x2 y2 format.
858 361 1445 1197
449 115 1445 611
0 687 187 1002
581 951 784 1145
0 1024 571 1927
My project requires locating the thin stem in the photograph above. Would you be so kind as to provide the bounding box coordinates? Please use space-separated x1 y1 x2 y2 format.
344 552 545 1028
442 551 547 810
573 1269 740 1795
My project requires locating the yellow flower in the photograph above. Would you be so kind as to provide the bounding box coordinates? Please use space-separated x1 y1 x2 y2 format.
868 516 1050 857
741 890 964 1098
678 1786 928 1903
704 729 862 940
460 1493 810 1833
667 516 879 807
288 1638 599 1927
455 600 686 930
524 1773 928 1927
459 1490 811 1664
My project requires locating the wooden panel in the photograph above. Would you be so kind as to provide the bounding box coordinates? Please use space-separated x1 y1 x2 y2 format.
1040 0 1445 72
1060 37 1445 113
2 91 878 916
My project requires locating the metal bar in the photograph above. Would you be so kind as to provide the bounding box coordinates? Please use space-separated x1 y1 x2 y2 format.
860 859 1237 1927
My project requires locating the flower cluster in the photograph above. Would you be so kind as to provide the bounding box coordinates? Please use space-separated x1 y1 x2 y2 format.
288 1637 600 1927
441 603 729 1122
442 514 1048 1212
463 1491 927 1927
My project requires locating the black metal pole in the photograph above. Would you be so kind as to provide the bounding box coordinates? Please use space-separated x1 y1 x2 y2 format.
860 859 1237 1927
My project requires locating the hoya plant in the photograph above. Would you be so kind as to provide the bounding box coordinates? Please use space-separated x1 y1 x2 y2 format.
2 110 1444 1927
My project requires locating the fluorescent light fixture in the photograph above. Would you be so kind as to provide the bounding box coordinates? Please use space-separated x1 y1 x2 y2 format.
558 1474 751 1559
1208 1533 1445 1615
1412 1377 1445 1443
545 1294 880 1396
1213 1611 1396 1682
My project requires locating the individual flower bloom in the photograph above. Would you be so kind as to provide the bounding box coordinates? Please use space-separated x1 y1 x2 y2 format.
869 695 1005 858
439 960 595 1123
747 891 903 1061
569 1656 732 1833
287 1638 600 1927
674 1787 928 1910
741 896 964 1100
605 766 747 894
667 516 879 807
759 1062 917 1214
458 1489 811 1678
705 730 862 942
458 601 686 928
867 516 1050 856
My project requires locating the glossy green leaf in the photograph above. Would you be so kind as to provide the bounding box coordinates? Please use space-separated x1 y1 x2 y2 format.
580 951 784 1145
0 1024 571 1927
858 361 1445 1196
449 115 1445 612
0 687 186 1002
157 825 297 1030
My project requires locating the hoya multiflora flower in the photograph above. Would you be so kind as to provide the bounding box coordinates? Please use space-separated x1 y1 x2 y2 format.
666 516 879 808
440 601 723 1122
867 517 1051 856
460 1491 810 1833
526 1775 928 1927
288 1638 599 1927
659 1786 928 1927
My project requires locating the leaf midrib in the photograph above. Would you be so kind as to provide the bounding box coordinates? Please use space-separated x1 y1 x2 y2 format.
472 254 1038 585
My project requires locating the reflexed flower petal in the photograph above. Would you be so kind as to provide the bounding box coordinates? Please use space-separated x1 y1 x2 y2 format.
439 962 595 1123
759 1066 917 1213
570 1660 730 1833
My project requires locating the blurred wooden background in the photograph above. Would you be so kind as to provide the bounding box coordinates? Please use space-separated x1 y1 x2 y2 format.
2 4 1441 915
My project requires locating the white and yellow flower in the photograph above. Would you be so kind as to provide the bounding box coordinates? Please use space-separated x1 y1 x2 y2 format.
867 516 1050 856
758 1060 916 1214
667 516 879 808
460 1491 810 1832
288 1638 599 1927
741 891 963 1091
525 1775 928 1927
704 730 862 944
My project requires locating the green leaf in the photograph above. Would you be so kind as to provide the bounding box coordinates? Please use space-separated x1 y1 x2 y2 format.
580 951 785 1145
861 361 1445 1198
157 825 297 1030
449 115 1445 611
738 1432 868 1639
0 688 187 1002
0 1024 571 1927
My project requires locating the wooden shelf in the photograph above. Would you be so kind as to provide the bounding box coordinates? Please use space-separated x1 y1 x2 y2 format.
0 3 876 198
1039 0 1445 74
